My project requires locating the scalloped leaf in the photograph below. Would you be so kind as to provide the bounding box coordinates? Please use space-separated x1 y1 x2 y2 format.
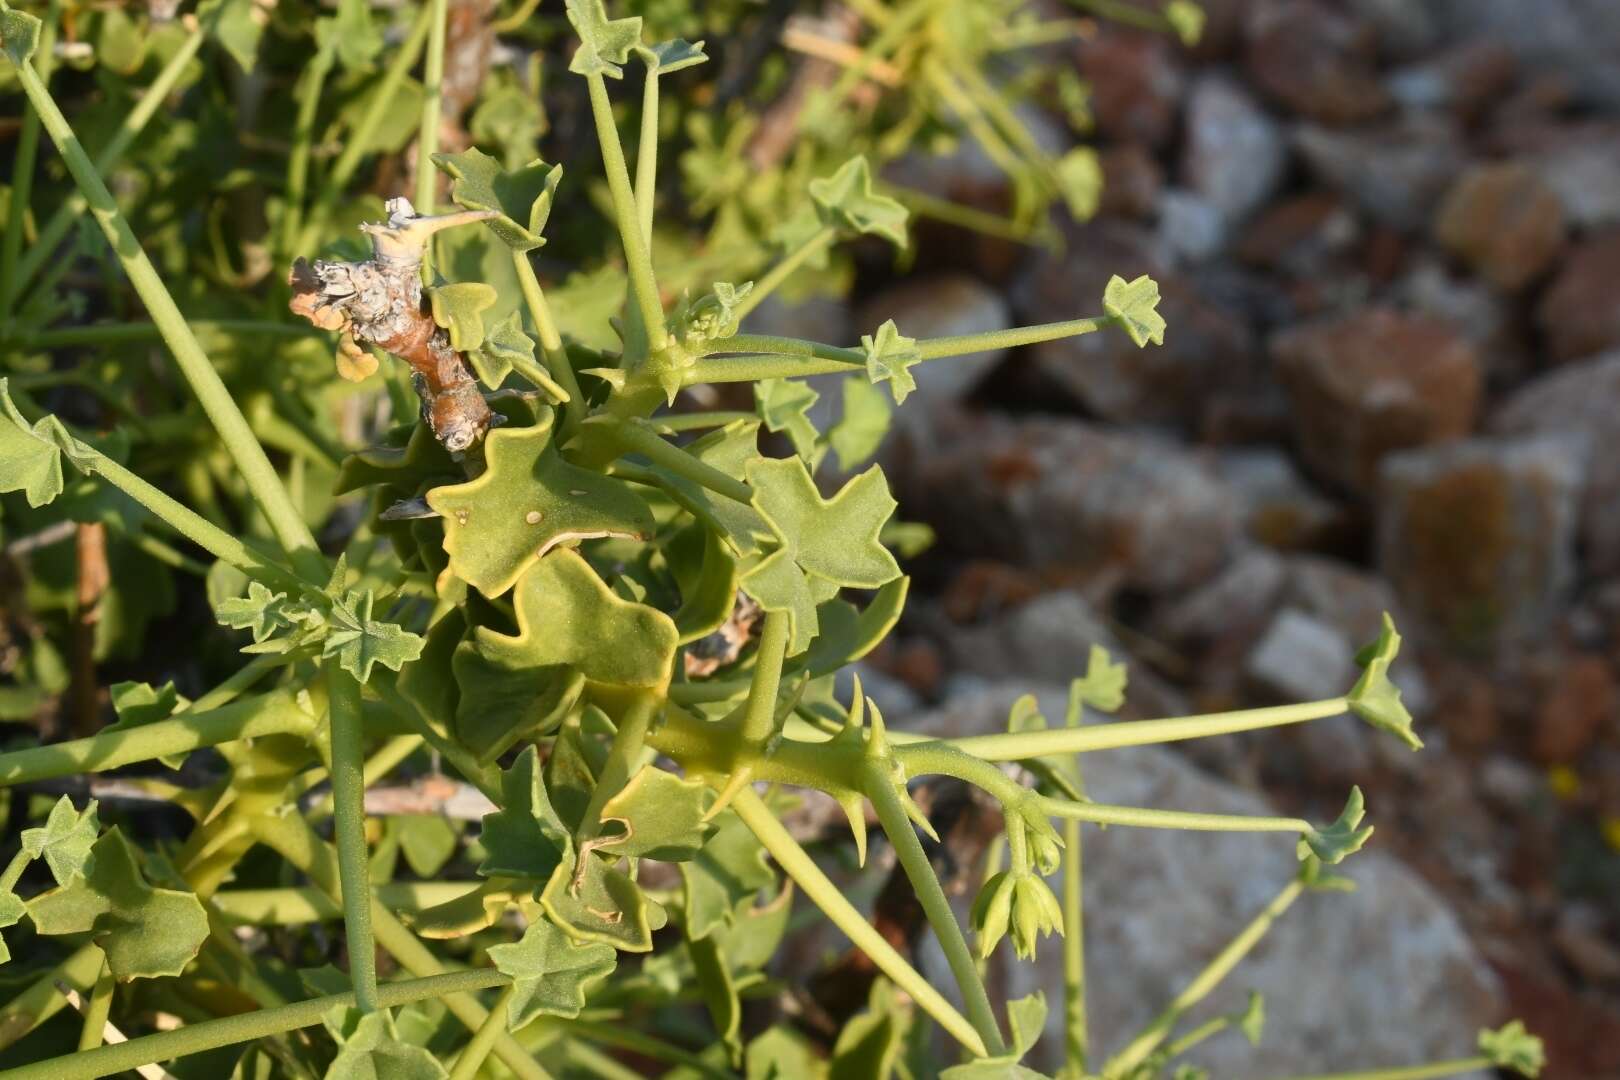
0 890 24 964
680 810 774 940
597 766 715 862
468 310 537 389
1479 1020 1544 1078
324 1008 447 1080
564 0 643 78
26 829 209 981
808 157 909 249
754 378 821 463
427 281 497 353
540 849 661 951
1103 274 1166 348
322 589 425 682
0 2 41 66
861 319 920 405
478 746 572 882
454 640 584 763
426 410 654 597
104 682 189 769
0 380 63 507
433 148 563 253
1299 786 1373 865
216 581 301 644
20 796 100 886
488 919 617 1028
740 458 901 654
1072 644 1127 714
475 549 678 691
1348 612 1422 750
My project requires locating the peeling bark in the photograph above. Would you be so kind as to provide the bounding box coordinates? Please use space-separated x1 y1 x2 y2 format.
288 197 495 453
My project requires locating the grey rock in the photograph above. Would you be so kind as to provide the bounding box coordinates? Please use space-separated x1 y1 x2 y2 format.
1431 0 1620 109
1158 189 1229 263
906 683 1502 1078
1182 73 1288 224
1246 607 1354 701
1392 261 1528 386
1294 114 1466 230
1215 448 1347 551
1378 435 1584 649
1491 348 1620 575
1160 547 1289 651
1532 133 1620 229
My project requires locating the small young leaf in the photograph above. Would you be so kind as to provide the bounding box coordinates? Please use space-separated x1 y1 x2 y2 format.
1102 274 1167 348
433 149 563 253
20 796 100 886
0 890 25 964
468 310 537 389
322 590 425 683
396 816 459 878
1347 613 1423 750
426 410 655 598
488 919 617 1028
939 992 1050 1078
861 320 920 405
215 581 300 644
478 746 572 882
1235 990 1265 1045
1054 147 1103 220
747 1026 828 1080
1071 645 1127 714
1299 786 1373 865
324 1008 448 1080
1478 1020 1545 1078
564 0 643 79
427 281 498 353
104 682 189 769
637 38 707 74
808 157 909 249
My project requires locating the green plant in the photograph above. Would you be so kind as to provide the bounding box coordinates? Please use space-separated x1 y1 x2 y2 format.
0 3 1544 1079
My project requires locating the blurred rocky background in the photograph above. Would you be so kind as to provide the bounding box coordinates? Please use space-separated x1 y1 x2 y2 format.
756 1 1620 1074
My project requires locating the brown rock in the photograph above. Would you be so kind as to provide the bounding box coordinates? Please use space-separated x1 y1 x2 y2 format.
1015 221 1257 427
1393 261 1530 387
1434 162 1566 291
1244 0 1390 124
1215 449 1350 551
1532 655 1616 762
898 410 1241 594
1378 436 1583 649
1273 308 1483 494
1077 31 1184 149
1536 229 1620 362
1492 349 1620 574
1386 39 1517 118
1097 144 1163 219
1295 114 1466 231
1239 192 1360 275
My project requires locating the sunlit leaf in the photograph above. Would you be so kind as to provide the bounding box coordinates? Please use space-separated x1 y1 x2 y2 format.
828 377 891 472
0 1 41 66
1348 613 1422 750
808 157 908 249
20 796 100 886
104 682 188 769
324 1008 448 1080
427 281 497 353
0 378 63 507
564 0 643 79
597 766 714 861
1479 1020 1544 1078
1102 274 1166 348
322 589 425 683
754 378 821 463
433 148 563 253
540 848 661 951
861 320 919 405
680 810 774 940
488 919 616 1028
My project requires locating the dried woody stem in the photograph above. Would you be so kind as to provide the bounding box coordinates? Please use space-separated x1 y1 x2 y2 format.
288 198 495 452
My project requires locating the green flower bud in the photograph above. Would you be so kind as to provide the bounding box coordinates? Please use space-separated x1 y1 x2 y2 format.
1010 874 1063 961
970 871 1016 960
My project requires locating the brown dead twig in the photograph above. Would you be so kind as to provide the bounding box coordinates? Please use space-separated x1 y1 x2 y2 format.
288 198 495 453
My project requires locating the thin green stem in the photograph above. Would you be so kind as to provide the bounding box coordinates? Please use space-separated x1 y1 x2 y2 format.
0 0 59 319
10 62 322 574
9 20 208 305
325 661 379 1012
584 73 667 350
728 226 837 326
280 42 335 259
741 612 791 745
1263 1061 1495 1080
635 73 660 244
190 649 309 713
0 692 314 788
1101 878 1305 1079
1161 1015 1230 1062
919 699 1351 762
578 693 659 838
298 5 434 252
446 986 514 1080
651 411 756 432
416 0 450 277
75 959 114 1052
883 183 1035 243
609 420 753 504
866 770 1007 1057
1038 796 1310 835
1061 702 1088 1076
211 882 483 926
0 971 509 1080
729 787 988 1058
513 252 584 434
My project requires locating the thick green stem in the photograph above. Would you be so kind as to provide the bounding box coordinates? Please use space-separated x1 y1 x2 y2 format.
578 693 659 838
609 419 753 504
74 960 114 1052
0 0 59 318
866 770 1007 1057
416 0 449 277
10 62 322 574
10 19 207 304
920 699 1350 762
0 692 313 788
325 661 379 1012
740 612 791 745
584 73 667 349
1102 879 1305 1078
512 252 584 432
730 787 988 1057
0 971 508 1080
1263 1061 1495 1080
635 73 660 244
729 226 837 326
446 986 513 1080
